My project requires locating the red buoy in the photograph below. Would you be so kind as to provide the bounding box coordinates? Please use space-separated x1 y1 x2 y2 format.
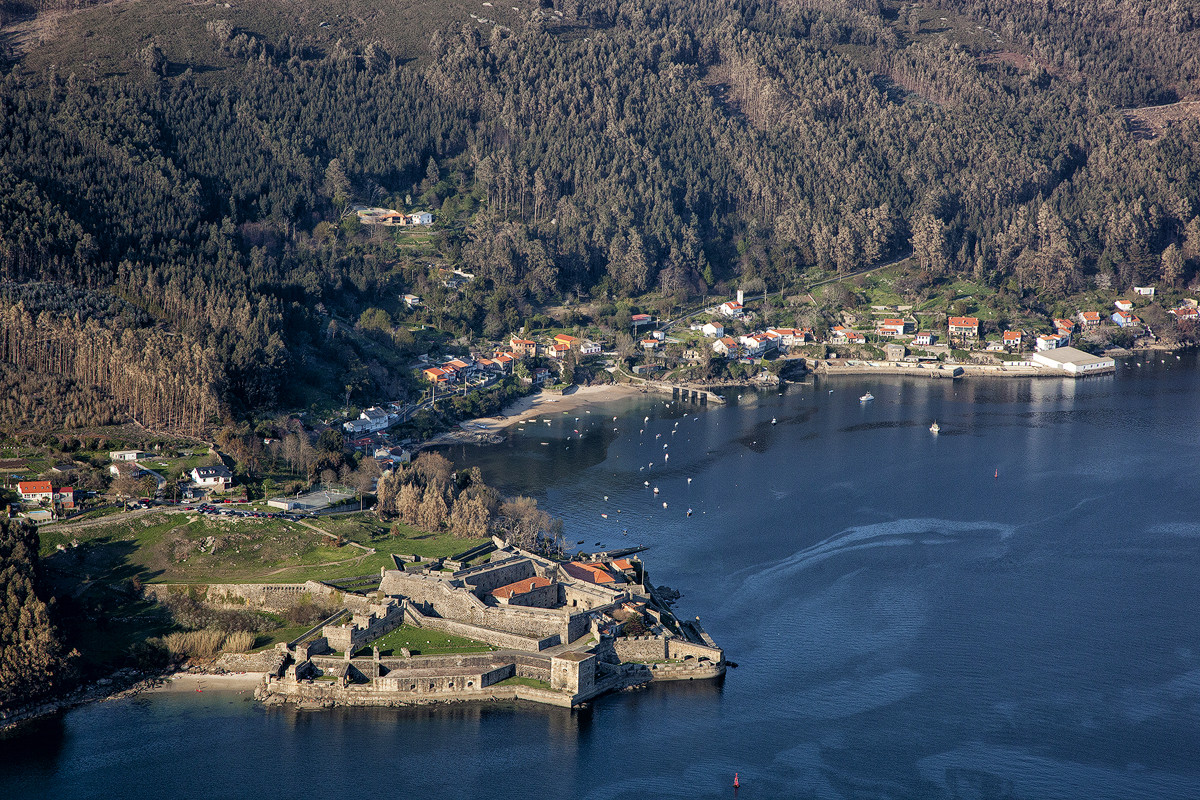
733 773 740 788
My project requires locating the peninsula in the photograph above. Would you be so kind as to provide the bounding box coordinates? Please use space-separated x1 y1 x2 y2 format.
196 540 725 709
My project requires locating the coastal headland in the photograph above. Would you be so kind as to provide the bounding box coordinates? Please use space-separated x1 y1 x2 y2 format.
164 539 725 711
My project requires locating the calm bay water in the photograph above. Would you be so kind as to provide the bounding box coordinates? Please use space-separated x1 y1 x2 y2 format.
5 354 1200 799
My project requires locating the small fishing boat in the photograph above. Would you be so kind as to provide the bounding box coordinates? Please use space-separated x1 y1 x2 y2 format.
771 417 777 425
653 487 660 494
930 421 940 434
860 392 874 403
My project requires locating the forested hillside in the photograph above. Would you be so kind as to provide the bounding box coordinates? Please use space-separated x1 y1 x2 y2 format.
1 0 1198 430
0 519 73 712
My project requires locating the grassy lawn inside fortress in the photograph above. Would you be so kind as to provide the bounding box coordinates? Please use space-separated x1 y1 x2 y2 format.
493 676 552 690
353 625 495 657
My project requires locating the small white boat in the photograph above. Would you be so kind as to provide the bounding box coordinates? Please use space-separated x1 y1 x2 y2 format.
662 502 668 509
653 487 659 494
930 421 940 434
860 392 874 403
771 417 777 425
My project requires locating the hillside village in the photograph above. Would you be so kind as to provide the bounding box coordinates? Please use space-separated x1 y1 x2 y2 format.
4 269 1195 526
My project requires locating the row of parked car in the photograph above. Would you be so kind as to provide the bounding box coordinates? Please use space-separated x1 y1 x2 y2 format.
182 504 304 522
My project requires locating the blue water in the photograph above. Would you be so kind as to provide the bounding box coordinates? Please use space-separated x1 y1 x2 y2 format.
5 355 1200 799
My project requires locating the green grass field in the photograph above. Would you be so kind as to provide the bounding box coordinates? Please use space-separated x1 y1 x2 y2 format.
352 624 494 657
492 675 552 690
40 510 484 585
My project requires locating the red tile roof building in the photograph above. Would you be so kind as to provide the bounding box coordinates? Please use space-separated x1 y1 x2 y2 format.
491 576 552 600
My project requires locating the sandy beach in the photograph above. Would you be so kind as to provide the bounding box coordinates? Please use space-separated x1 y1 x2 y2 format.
472 384 651 431
149 673 266 693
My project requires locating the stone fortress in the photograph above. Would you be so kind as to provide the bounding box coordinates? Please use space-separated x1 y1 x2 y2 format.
253 538 725 709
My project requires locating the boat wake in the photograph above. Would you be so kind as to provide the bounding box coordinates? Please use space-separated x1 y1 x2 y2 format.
733 517 1016 598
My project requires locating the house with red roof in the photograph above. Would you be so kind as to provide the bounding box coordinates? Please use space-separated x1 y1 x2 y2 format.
948 316 980 338
17 480 54 504
765 327 805 347
1077 311 1103 327
719 301 744 318
1170 306 1199 321
1112 310 1142 328
912 331 935 346
509 337 538 358
1003 330 1024 350
876 318 908 337
422 367 453 384
739 333 772 356
712 336 738 358
1036 332 1070 351
56 487 76 509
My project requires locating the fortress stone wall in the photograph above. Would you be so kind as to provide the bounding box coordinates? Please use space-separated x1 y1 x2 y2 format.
613 635 724 664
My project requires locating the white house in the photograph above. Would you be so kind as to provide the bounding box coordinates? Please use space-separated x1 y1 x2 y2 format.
712 336 738 357
402 294 421 308
109 462 145 479
702 322 725 338
1133 286 1155 297
765 328 803 346
191 465 233 492
876 318 907 337
719 301 744 318
1114 299 1133 312
408 212 434 226
739 333 773 356
1035 332 1070 351
912 331 935 346
580 341 602 356
360 406 393 431
17 481 54 504
109 450 146 462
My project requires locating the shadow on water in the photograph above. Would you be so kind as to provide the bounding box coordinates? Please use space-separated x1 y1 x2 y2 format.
0 714 67 776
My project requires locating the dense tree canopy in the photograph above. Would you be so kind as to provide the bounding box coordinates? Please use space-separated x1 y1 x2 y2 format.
0 519 73 712
0 0 1198 427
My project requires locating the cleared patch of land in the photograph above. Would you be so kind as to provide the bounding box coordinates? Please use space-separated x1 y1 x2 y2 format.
15 0 529 81
1123 100 1200 140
